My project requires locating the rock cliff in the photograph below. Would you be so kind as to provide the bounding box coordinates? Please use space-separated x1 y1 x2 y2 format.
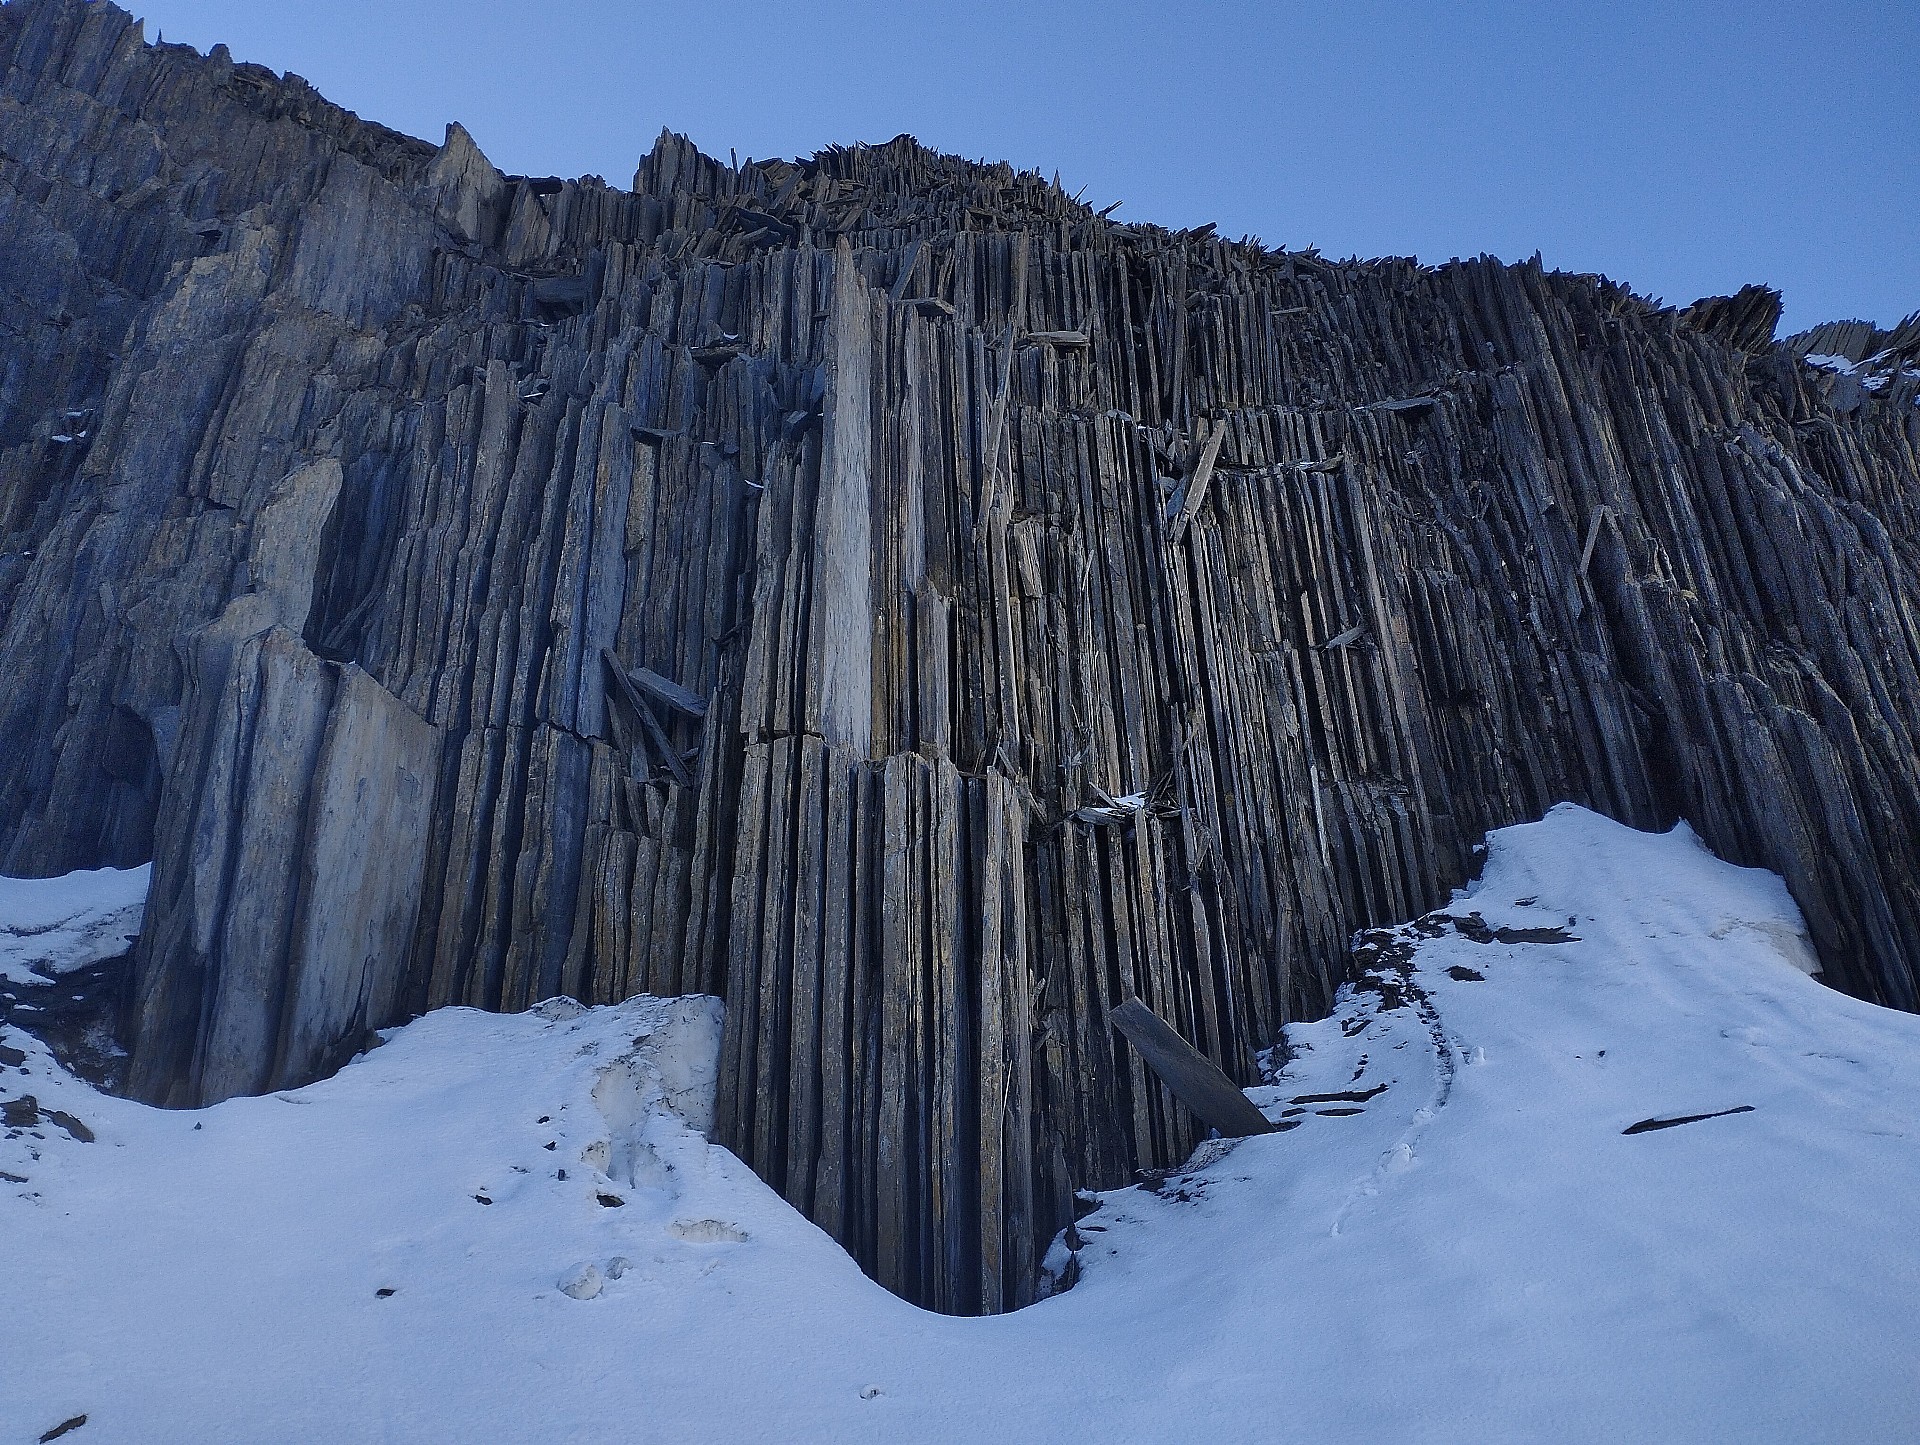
2 0 1917 1312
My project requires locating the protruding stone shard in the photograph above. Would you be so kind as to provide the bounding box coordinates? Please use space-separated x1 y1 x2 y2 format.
1681 284 1783 352
424 121 508 248
1109 1000 1276 1139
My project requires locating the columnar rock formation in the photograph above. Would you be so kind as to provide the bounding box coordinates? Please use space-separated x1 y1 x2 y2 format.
3 0 1917 1312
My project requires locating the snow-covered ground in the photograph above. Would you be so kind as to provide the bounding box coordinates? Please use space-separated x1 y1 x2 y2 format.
0 866 146 987
3 806 1918 1444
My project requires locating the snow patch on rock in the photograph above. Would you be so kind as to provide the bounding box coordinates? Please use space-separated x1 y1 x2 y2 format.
0 866 149 985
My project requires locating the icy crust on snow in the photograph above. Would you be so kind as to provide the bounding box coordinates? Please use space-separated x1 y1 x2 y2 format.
0 865 148 984
5 806 1920 1443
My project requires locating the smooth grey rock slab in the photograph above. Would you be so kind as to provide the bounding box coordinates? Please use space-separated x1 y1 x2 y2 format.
275 662 438 1089
128 616 437 1106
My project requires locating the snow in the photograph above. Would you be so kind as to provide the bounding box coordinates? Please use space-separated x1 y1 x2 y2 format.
4 806 1920 1443
0 865 147 985
1800 348 1920 402
1858 367 1919 395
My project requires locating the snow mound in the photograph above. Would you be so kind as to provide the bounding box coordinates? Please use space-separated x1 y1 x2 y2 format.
0 865 148 985
4 806 1919 1443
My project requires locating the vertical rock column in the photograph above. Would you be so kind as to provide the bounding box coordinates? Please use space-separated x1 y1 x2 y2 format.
126 613 439 1106
124 448 442 1106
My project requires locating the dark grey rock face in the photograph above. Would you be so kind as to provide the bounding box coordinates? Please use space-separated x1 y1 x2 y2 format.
2 0 1917 1311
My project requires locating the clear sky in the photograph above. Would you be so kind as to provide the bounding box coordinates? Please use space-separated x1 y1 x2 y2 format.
122 0 1915 335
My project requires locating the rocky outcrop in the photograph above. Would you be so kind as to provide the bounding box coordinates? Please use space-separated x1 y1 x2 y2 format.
126 605 438 1106
2 0 1917 1311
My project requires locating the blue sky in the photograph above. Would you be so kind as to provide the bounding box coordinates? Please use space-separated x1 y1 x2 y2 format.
126 0 1915 334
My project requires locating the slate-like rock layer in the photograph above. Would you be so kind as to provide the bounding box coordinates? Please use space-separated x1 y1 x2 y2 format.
3 0 1918 1312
